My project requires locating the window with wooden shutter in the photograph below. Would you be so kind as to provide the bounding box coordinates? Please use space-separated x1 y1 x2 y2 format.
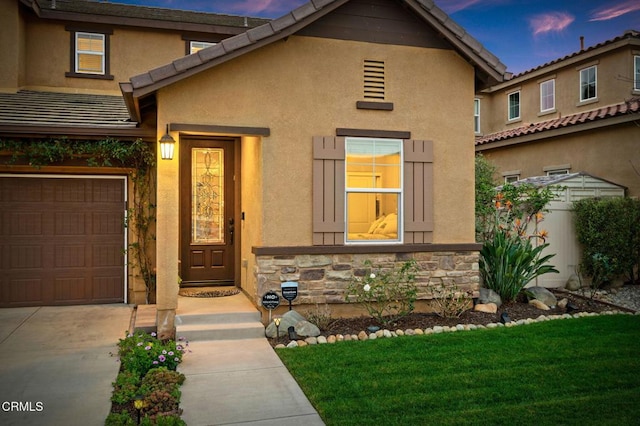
312 137 433 245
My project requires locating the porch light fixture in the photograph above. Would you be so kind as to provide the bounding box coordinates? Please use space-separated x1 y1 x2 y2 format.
159 124 176 160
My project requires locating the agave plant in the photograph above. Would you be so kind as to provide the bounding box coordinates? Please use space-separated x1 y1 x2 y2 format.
479 231 559 302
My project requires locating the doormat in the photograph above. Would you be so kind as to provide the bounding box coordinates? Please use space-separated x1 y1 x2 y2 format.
178 287 241 298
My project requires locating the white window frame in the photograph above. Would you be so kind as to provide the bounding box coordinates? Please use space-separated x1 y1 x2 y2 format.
75 32 105 75
474 98 481 133
189 41 216 54
580 65 597 102
344 137 403 245
634 56 640 91
507 91 520 121
504 175 520 183
540 79 555 112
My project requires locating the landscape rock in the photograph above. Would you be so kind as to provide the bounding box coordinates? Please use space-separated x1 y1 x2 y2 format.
526 286 557 308
327 335 336 344
474 303 498 313
529 299 551 310
557 298 568 309
317 336 327 344
295 320 321 337
478 287 503 307
358 331 368 341
265 310 307 338
565 274 582 291
305 336 317 345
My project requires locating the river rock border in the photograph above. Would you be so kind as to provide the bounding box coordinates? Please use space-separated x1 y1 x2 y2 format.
275 310 639 349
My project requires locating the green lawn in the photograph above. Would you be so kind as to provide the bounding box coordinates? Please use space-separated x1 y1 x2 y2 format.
277 315 640 425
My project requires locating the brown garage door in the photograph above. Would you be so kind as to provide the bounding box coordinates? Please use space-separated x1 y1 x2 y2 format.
0 176 126 307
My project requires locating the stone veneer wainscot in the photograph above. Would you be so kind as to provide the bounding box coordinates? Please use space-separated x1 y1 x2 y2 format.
252 244 481 310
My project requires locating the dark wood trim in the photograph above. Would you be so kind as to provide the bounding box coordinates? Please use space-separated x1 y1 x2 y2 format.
65 27 113 79
65 72 114 80
0 125 155 140
336 128 411 139
252 243 482 256
356 101 394 111
170 123 270 137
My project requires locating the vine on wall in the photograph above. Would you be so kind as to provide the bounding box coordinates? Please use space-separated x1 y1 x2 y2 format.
0 137 158 303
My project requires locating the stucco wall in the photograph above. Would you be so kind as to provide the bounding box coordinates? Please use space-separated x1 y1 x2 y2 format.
157 36 477 250
481 123 640 197
0 0 24 89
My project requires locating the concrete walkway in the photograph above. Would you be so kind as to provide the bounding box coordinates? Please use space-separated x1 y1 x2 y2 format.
175 293 325 425
0 304 132 426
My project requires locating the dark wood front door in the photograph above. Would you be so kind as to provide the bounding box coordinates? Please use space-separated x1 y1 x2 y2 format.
180 139 235 285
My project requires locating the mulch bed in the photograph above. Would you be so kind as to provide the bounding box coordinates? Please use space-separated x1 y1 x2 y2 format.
269 289 633 347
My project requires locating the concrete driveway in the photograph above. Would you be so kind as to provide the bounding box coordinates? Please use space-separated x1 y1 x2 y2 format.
0 304 132 426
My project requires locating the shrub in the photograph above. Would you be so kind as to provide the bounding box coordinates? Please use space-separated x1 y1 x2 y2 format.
303 303 334 331
118 331 188 378
475 154 498 242
431 282 473 318
105 410 137 426
573 197 640 284
111 370 141 405
345 259 419 326
139 367 185 400
480 231 559 302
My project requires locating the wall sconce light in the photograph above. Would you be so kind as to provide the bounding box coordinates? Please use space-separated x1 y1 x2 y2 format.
159 124 176 160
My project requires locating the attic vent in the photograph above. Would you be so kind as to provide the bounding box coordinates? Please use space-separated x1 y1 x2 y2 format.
363 60 385 100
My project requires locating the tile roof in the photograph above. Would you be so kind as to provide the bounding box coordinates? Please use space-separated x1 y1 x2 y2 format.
475 98 640 147
0 90 136 129
511 30 640 79
123 0 508 99
29 0 269 28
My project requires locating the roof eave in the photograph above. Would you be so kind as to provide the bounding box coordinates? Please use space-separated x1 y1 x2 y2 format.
0 124 155 140
475 112 640 151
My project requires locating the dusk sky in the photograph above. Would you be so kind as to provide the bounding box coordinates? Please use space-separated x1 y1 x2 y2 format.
114 0 640 75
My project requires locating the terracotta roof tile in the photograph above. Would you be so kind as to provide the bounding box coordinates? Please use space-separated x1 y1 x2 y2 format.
221 32 253 52
476 98 640 146
246 24 276 42
198 43 228 62
173 53 202 73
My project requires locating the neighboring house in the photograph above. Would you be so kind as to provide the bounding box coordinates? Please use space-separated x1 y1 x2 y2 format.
0 0 266 308
475 30 640 198
0 0 508 337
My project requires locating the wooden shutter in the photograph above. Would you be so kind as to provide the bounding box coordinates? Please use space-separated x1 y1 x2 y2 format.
404 139 434 243
313 136 345 245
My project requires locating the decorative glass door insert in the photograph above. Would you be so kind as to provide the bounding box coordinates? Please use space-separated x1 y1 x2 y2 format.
192 148 224 244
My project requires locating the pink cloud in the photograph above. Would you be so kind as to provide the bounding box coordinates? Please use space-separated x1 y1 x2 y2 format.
225 0 306 15
529 12 574 36
590 0 640 21
439 0 483 14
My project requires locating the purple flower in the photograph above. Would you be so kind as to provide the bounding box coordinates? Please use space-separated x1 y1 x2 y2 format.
145 346 151 351
137 342 143 347
158 355 166 362
176 345 183 351
153 360 159 365
168 351 174 356
151 332 157 337
162 350 167 355
174 357 180 362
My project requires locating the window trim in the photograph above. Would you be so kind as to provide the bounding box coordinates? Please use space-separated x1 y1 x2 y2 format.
474 98 481 134
540 79 555 113
65 27 113 80
344 137 403 245
507 90 520 121
634 55 640 92
188 40 217 55
579 65 597 102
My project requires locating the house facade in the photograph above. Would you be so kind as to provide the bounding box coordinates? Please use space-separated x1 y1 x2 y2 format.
1 0 509 338
475 30 640 197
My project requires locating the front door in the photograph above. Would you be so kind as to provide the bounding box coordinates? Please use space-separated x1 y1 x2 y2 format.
180 139 235 285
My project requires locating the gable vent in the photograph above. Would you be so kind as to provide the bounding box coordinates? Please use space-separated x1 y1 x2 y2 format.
363 60 385 100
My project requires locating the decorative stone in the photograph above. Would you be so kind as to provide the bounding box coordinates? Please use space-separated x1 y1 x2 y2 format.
474 303 498 313
343 334 352 341
375 330 384 338
368 333 377 340
327 335 336 344
456 324 465 331
414 328 424 335
317 336 327 344
396 329 405 336
405 329 415 335
305 337 317 345
565 274 581 291
557 298 568 309
478 287 502 307
275 344 286 349
286 341 298 348
358 331 368 341
295 320 321 337
526 286 557 308
433 326 444 334
383 330 392 338
336 334 344 341
297 340 308 347
529 299 551 310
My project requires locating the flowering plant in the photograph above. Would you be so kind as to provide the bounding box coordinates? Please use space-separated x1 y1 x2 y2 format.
117 331 188 377
345 259 419 326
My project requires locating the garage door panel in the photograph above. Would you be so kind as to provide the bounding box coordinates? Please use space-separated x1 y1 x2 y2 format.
0 177 126 307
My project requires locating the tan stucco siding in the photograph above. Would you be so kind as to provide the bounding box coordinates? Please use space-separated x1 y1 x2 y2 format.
158 36 477 247
20 20 186 94
0 0 25 90
481 123 640 197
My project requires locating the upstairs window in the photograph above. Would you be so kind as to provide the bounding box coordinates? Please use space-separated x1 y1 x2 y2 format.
540 79 555 112
635 56 640 91
66 28 113 79
508 91 520 121
474 99 481 133
580 66 597 102
189 41 216 54
345 138 402 243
